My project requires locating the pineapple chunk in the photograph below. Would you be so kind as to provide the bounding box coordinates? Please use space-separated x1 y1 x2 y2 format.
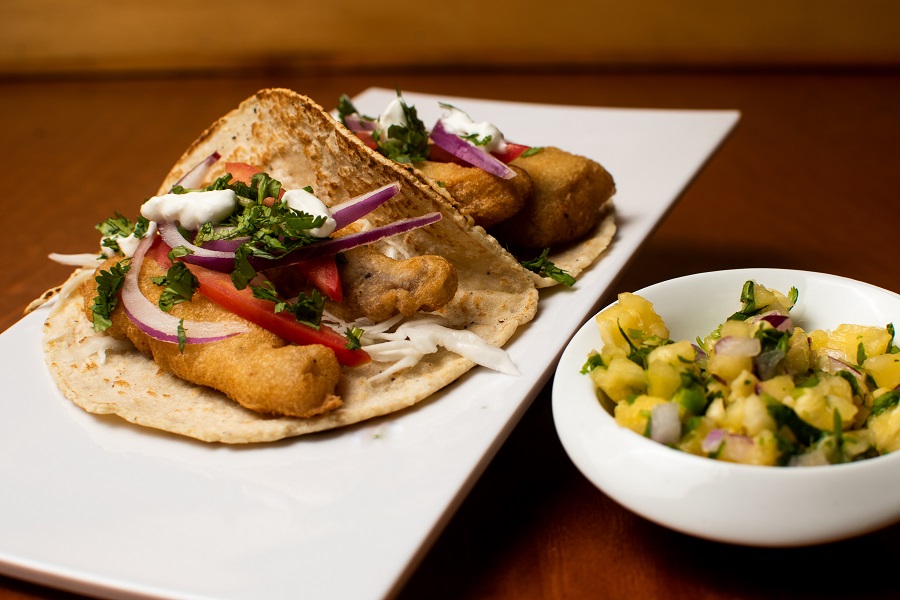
757 374 795 403
784 374 858 432
718 430 780 466
810 324 892 365
869 402 900 453
708 320 755 384
646 340 696 399
864 353 900 389
721 394 776 436
614 394 668 435
595 293 669 355
590 356 646 403
784 327 812 374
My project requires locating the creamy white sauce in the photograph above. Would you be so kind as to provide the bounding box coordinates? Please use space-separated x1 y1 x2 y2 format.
375 97 408 141
439 104 507 153
100 232 142 258
141 189 237 230
282 189 336 238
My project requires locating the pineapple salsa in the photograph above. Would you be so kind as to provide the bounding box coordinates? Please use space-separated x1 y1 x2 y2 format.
582 281 900 466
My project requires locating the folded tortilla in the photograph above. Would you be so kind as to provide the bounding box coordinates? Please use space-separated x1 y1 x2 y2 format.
42 89 538 443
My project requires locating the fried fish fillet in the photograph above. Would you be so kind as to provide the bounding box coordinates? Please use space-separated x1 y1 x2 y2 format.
491 147 616 249
81 255 342 419
414 160 532 228
334 246 459 322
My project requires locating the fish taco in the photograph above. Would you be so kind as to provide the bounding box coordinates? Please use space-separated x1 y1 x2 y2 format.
40 89 538 443
337 92 618 288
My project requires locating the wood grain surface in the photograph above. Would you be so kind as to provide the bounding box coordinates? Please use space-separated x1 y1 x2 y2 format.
1 70 899 600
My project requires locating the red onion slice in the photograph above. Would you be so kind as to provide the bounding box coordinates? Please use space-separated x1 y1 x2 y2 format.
430 120 516 179
714 336 761 357
120 232 248 344
157 222 237 272
344 114 376 132
172 151 221 190
330 183 401 231
159 211 442 273
756 312 793 332
649 402 681 445
262 212 443 267
701 429 725 454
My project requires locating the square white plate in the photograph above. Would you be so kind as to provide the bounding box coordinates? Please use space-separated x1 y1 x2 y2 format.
0 88 738 600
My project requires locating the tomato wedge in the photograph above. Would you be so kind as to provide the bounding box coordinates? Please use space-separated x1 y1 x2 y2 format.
147 239 368 367
224 161 285 204
293 255 343 303
353 131 378 150
491 142 531 164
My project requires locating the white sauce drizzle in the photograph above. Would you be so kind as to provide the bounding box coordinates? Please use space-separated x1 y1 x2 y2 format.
140 189 237 230
438 103 508 153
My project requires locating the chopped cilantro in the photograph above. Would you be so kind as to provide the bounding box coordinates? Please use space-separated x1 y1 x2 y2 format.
150 262 199 312
177 319 187 352
520 147 543 157
250 280 325 329
460 132 493 147
871 390 900 416
345 326 364 350
96 213 150 255
337 94 375 128
374 91 430 163
520 249 575 287
581 353 604 374
90 260 131 332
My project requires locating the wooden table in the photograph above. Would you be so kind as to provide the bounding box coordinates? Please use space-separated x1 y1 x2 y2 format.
2 70 899 600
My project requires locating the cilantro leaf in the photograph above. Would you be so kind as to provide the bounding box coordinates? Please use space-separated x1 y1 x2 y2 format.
337 94 375 128
250 280 325 329
345 326 364 350
520 147 544 157
90 260 131 332
177 319 187 352
580 353 604 374
373 92 430 163
151 262 199 312
520 249 575 286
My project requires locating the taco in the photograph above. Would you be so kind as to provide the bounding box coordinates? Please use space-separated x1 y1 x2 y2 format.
337 93 617 288
40 88 538 444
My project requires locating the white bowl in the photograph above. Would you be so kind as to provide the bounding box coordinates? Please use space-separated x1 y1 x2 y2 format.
552 268 900 546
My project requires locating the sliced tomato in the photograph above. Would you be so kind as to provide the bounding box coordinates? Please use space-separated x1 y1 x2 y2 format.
491 143 531 164
353 131 378 150
293 255 343 303
224 161 262 185
224 161 285 204
147 239 368 367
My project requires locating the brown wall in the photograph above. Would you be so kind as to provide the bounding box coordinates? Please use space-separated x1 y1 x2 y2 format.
3 0 898 76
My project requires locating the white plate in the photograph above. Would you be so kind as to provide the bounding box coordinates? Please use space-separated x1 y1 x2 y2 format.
0 88 739 599
552 268 900 546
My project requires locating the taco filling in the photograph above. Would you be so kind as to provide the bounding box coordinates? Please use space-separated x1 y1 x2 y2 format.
40 89 538 443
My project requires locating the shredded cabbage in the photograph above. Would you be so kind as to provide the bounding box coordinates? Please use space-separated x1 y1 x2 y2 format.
323 311 518 383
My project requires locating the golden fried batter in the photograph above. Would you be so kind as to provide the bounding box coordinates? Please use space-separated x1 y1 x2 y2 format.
336 246 458 322
415 161 532 228
81 256 342 419
492 147 616 249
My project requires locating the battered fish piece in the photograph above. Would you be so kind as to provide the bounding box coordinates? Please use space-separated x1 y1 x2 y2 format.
81 255 342 419
414 160 532 228
336 246 458 322
492 147 616 249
